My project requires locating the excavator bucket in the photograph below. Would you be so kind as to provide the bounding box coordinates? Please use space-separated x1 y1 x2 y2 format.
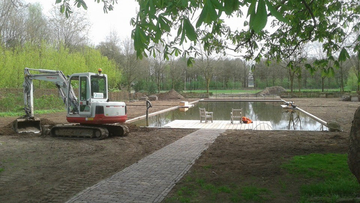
14 117 41 134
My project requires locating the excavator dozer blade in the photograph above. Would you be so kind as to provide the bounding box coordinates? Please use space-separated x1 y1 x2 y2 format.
14 117 41 134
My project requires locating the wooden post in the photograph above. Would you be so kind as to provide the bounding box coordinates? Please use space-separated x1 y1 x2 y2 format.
146 100 152 126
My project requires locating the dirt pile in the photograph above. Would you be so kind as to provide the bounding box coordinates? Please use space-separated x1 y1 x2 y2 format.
157 89 184 100
0 122 15 135
258 86 286 96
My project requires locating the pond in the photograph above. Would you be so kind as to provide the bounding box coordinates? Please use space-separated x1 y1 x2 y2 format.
133 101 328 131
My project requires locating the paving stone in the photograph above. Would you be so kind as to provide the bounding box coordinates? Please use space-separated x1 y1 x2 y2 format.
66 129 224 203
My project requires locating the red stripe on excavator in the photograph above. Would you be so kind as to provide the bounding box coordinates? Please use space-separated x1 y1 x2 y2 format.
67 114 127 124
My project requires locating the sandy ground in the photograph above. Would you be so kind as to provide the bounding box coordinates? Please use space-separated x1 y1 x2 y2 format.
0 98 358 203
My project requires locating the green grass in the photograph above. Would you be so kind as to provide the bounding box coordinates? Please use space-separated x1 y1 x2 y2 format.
282 153 360 202
182 88 353 95
164 177 271 203
293 88 353 92
164 153 359 203
182 89 261 94
0 93 66 117
0 109 65 117
282 153 348 179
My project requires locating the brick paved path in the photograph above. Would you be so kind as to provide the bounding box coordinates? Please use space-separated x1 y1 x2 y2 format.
66 129 225 203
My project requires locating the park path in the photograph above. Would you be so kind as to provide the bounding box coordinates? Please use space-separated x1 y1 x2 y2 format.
66 128 225 203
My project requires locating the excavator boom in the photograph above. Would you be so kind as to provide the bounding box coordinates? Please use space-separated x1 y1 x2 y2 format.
16 68 73 133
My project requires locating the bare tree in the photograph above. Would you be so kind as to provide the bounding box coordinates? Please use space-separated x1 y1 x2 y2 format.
166 57 185 90
0 0 26 47
195 53 216 95
24 3 50 45
48 5 90 50
97 30 121 64
119 37 147 93
149 44 167 93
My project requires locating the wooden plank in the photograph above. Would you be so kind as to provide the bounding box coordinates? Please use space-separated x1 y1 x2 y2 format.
296 107 327 126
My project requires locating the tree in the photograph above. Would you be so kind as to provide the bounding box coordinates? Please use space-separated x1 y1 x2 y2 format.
119 37 147 93
48 5 90 50
25 3 50 45
57 0 359 57
195 53 216 95
97 30 122 65
0 0 26 48
166 57 186 91
150 43 168 93
282 46 306 93
349 54 360 91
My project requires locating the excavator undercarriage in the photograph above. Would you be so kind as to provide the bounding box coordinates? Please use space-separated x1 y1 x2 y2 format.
15 118 129 139
49 124 129 139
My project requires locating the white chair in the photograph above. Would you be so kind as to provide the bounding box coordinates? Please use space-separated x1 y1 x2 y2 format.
231 108 242 124
199 108 213 123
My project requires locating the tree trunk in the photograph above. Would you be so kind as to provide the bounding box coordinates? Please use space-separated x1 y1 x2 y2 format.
206 78 210 95
289 75 294 93
289 69 294 93
348 107 360 184
340 62 344 92
357 59 360 92
253 73 256 89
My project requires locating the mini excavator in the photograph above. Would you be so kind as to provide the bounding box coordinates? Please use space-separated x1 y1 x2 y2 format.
14 68 128 139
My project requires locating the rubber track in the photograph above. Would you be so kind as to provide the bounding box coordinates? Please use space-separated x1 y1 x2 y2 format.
50 125 109 139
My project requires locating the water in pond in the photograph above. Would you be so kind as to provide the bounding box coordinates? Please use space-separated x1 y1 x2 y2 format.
133 101 327 131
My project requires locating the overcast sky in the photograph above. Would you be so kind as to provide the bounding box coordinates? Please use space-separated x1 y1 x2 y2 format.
24 0 139 45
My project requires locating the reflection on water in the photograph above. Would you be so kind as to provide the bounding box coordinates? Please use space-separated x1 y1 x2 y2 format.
133 101 327 131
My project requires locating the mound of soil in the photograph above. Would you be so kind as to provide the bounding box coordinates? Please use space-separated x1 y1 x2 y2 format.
258 86 286 96
157 89 184 100
0 122 14 135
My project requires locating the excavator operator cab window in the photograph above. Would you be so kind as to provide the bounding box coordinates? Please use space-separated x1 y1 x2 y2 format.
80 77 88 101
90 76 107 99
80 77 90 112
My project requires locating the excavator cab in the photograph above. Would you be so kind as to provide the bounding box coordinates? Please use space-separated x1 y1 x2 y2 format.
66 71 108 117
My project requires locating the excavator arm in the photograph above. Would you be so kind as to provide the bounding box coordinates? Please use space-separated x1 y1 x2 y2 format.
22 68 78 118
16 68 78 133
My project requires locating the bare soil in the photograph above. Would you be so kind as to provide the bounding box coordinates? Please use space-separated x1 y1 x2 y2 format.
0 98 358 203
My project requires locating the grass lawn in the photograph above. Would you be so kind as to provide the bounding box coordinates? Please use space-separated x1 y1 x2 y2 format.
164 153 360 203
182 89 261 94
